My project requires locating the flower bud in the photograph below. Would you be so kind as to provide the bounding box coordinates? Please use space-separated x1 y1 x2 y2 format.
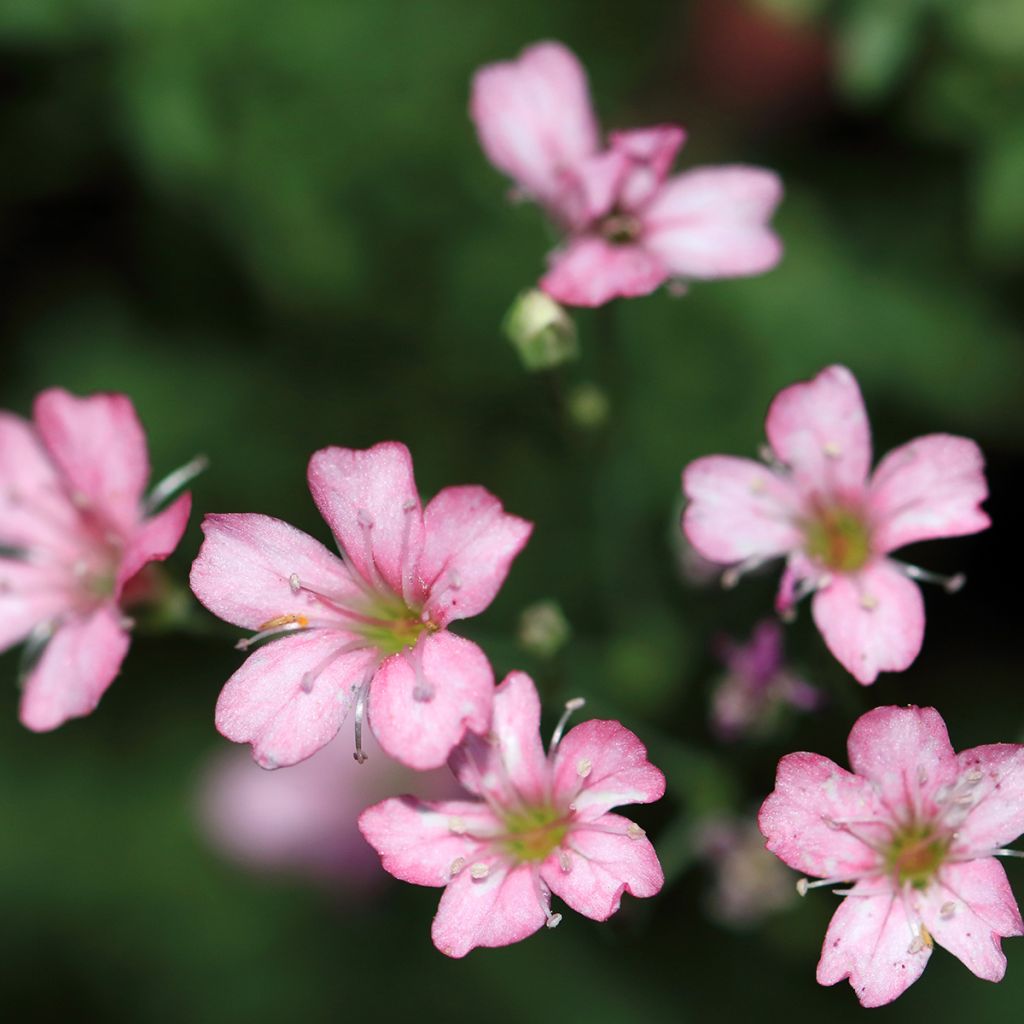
503 289 578 371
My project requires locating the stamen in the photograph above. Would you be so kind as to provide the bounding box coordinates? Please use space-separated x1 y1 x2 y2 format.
352 670 373 764
405 642 434 702
235 617 310 651
144 454 209 514
549 697 585 753
357 509 389 592
448 816 467 835
545 913 562 929
287 574 395 629
297 640 369 696
796 875 860 896
576 758 592 779
778 572 824 622
558 849 572 873
940 901 957 919
895 561 966 594
18 619 55 687
398 498 418 607
449 857 465 877
722 555 767 590
469 862 490 879
993 848 1024 859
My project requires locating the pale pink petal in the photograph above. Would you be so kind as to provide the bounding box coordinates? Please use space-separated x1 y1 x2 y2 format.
774 551 820 615
551 719 665 821
0 558 71 654
117 493 191 592
190 513 356 631
609 126 686 209
846 705 958 813
543 813 663 919
358 796 499 887
567 149 630 224
816 877 930 1008
759 752 888 879
33 389 149 534
920 860 1023 981
19 605 130 732
449 671 550 805
642 165 782 279
764 365 871 496
470 41 599 218
431 863 547 958
682 455 802 565
868 434 990 554
954 744 1024 854
307 443 424 600
811 560 924 685
369 631 493 771
420 485 532 626
541 237 666 308
214 630 375 769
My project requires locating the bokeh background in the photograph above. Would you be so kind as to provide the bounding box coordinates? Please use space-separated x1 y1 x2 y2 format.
2 0 1023 1020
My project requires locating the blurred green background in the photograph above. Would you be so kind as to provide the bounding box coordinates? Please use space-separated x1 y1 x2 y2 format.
2 0 1023 1020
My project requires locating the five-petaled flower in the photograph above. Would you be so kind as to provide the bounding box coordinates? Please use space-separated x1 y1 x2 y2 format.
759 706 1024 1007
471 40 783 307
0 388 193 730
682 364 990 683
190 441 532 771
359 671 665 957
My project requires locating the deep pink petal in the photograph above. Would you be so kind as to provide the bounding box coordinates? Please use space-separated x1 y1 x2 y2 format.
811 560 924 685
420 485 532 627
358 796 499 887
541 237 666 308
608 126 686 210
868 434 990 554
214 630 375 769
307 443 424 600
33 389 149 534
543 813 663 920
190 513 356 631
642 165 782 279
846 706 958 814
431 863 547 958
955 744 1024 854
921 859 1023 981
551 719 665 821
0 558 71 654
117 493 191 592
816 877 930 1008
19 605 130 732
758 752 888 879
682 455 802 565
765 365 872 496
369 631 493 771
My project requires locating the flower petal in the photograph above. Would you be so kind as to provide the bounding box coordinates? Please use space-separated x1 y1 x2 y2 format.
811 560 924 685
307 443 424 600
543 812 664 919
541 237 666 308
608 126 686 210
758 752 888 879
214 630 374 769
682 455 802 565
117 493 191 592
551 719 665 821
0 558 70 654
369 631 493 771
420 485 532 627
868 434 990 554
431 863 547 958
954 744 1024 854
764 365 871 496
19 605 130 732
33 389 149 535
816 877 931 1008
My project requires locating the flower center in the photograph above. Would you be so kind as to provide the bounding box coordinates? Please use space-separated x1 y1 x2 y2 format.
600 212 641 245
350 592 433 656
803 504 872 572
500 804 571 863
885 823 951 889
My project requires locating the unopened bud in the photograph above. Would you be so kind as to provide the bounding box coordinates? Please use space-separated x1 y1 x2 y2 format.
503 289 578 371
518 600 571 659
566 381 609 430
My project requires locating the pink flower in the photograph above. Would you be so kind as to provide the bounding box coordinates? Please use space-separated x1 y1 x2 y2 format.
759 706 1024 1007
0 389 193 731
682 365 990 683
359 671 665 957
190 442 532 771
470 40 783 307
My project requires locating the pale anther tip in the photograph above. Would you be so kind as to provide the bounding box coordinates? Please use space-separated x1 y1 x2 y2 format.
796 878 809 897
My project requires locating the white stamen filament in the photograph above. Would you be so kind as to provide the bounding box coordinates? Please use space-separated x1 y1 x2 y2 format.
352 670 374 763
144 454 209 514
895 561 966 594
549 697 585 754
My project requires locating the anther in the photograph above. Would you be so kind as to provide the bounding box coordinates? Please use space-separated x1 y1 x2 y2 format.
576 758 592 779
966 768 984 784
448 816 467 835
823 441 842 458
449 857 465 877
627 823 645 840
796 878 810 897
413 682 435 702
549 697 586 753
558 849 572 873
917 766 928 786
300 672 315 694
289 573 301 593
357 509 374 529
940 901 957 919
859 593 878 611
402 499 416 513
545 913 562 929
469 863 489 880
908 936 927 955
897 562 966 594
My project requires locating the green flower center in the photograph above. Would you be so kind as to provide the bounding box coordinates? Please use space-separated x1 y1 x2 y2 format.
600 213 641 245
803 504 872 572
500 804 570 863
351 593 433 656
885 823 951 889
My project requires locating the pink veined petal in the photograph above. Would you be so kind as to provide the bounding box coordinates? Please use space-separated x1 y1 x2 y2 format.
190 513 358 631
358 796 499 888
642 165 783 279
431 862 547 958
846 705 959 815
307 443 424 601
954 744 1024 854
541 236 667 308
0 557 71 655
19 604 130 732
117 492 191 594
608 125 686 210
551 719 665 821
543 812 664 920
682 455 802 565
811 559 925 685
764 365 871 497
868 434 990 554
420 485 532 627
758 752 888 879
369 631 493 771
816 876 931 1008
470 40 599 219
33 389 149 535
920 859 1023 982
449 671 550 806
214 629 375 769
